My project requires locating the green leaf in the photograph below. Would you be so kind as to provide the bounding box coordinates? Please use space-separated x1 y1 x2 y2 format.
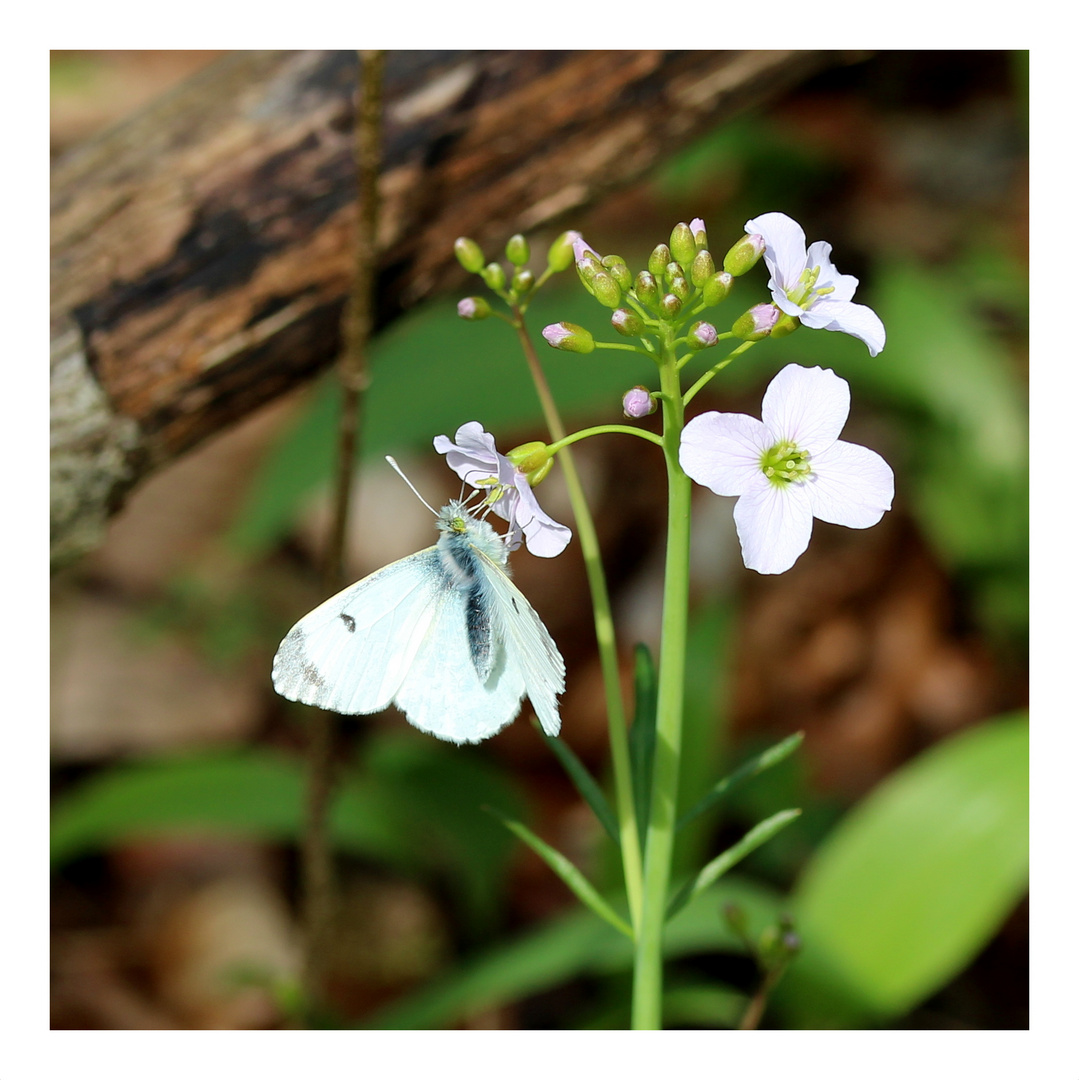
629 642 658 849
782 714 1029 1024
50 732 524 933
677 731 804 831
484 807 632 939
666 809 802 921
537 726 619 844
362 874 784 1029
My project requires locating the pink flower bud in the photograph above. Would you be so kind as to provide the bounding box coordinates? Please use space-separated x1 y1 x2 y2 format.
622 386 655 418
542 321 595 353
690 321 718 349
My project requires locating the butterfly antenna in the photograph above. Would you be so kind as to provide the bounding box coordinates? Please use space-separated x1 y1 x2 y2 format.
385 456 439 516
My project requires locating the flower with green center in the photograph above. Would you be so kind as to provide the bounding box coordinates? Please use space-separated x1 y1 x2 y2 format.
679 364 894 574
745 212 886 356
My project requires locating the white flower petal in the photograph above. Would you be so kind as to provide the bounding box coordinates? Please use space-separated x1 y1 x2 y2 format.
806 440 894 528
680 412 770 496
800 298 886 356
806 241 859 303
733 481 814 575
761 364 850 455
511 477 572 557
745 212 807 291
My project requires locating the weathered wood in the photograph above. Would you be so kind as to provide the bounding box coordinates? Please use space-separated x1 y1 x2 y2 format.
51 49 846 570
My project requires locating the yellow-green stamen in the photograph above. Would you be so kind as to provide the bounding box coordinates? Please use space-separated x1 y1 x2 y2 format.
761 440 811 486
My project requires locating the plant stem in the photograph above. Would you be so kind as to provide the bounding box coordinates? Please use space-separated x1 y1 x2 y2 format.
302 48 384 1021
631 330 694 1029
512 310 643 930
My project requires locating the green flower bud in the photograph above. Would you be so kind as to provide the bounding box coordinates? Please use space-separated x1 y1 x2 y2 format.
542 321 595 353
454 237 485 273
668 275 690 302
770 312 801 340
702 270 734 307
590 270 622 309
456 296 491 320
690 249 716 287
665 261 685 281
506 233 530 267
507 440 552 485
511 267 535 297
648 243 672 279
723 232 766 277
670 221 696 266
660 293 682 319
547 230 580 272
575 255 599 293
601 255 633 291
611 308 645 336
732 303 780 341
634 270 659 306
481 261 506 291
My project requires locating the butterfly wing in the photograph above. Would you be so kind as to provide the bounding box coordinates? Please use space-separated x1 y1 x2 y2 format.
392 577 527 744
474 547 565 738
272 548 443 715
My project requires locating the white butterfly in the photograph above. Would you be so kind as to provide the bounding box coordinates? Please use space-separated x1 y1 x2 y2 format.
272 497 564 744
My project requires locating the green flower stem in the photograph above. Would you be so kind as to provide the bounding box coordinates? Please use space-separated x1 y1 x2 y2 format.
547 425 664 453
683 340 757 405
511 308 644 931
594 340 653 357
631 329 694 1030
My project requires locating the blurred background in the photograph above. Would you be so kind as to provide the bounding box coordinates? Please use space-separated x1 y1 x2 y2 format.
50 50 1028 1030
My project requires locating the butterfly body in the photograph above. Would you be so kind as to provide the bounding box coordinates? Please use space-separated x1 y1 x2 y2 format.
272 501 564 744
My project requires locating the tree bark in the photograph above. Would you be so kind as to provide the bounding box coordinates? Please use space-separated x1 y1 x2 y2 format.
50 49 847 570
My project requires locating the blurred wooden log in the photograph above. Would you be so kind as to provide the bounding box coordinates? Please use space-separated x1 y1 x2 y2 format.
50 49 847 570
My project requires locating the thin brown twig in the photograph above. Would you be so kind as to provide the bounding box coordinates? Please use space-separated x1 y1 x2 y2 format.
300 48 385 1024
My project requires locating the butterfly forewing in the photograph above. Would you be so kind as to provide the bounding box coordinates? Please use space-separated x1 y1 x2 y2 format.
272 548 442 714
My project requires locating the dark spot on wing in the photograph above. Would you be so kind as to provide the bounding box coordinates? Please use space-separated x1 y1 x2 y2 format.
340 613 356 632
511 597 519 612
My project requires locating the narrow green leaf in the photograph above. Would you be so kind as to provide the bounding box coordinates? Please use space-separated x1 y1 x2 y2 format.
667 808 802 921
363 874 784 1029
484 806 633 939
629 642 658 850
782 714 1029 1024
677 731 805 831
537 727 619 844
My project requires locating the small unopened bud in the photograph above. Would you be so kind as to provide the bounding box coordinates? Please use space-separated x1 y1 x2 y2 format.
507 440 553 485
665 261 685 281
622 386 656 418
690 250 716 287
506 233 530 267
457 296 491 320
542 321 595 353
702 271 734 307
547 230 581 272
590 270 622 309
660 293 683 319
481 262 506 291
770 312 801 340
724 232 766 277
733 303 780 341
687 321 718 350
648 243 672 279
670 221 696 266
454 237 485 273
601 255 633 291
668 275 690 302
689 217 708 251
611 308 645 337
511 267 535 297
634 271 659 306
